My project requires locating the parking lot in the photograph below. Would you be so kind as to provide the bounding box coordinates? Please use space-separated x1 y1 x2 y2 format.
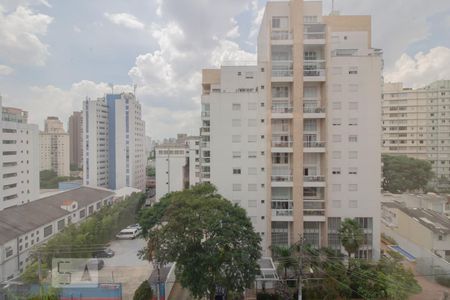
98 238 153 299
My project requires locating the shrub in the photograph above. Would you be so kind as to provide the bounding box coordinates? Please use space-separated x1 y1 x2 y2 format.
133 280 153 300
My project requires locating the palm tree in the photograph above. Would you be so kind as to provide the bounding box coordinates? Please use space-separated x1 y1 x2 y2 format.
339 218 364 259
271 245 298 279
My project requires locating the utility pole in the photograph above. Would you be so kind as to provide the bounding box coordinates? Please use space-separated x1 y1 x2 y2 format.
297 235 304 300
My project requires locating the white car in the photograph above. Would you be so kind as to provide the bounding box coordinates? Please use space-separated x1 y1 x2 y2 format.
115 228 140 239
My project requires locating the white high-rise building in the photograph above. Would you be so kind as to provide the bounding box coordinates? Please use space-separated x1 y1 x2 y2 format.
382 81 450 181
0 97 39 210
40 117 70 177
200 0 382 259
155 135 200 200
83 93 146 191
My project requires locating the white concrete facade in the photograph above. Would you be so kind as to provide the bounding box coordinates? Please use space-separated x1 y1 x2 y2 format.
40 117 70 177
0 97 40 211
200 0 382 259
83 93 146 191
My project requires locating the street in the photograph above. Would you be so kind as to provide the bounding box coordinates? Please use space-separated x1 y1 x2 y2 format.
98 238 153 300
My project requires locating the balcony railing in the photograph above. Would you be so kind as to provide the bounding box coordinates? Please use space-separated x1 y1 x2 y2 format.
200 142 210 148
303 210 325 216
304 32 325 40
272 61 293 77
304 60 326 77
201 111 210 117
272 209 293 217
303 107 325 113
271 30 292 40
303 141 325 148
201 158 210 163
200 127 210 133
304 201 325 210
272 140 293 148
272 106 293 113
304 175 325 182
271 175 293 182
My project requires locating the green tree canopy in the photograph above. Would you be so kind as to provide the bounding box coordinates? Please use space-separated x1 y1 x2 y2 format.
382 155 433 193
139 183 262 300
338 218 364 259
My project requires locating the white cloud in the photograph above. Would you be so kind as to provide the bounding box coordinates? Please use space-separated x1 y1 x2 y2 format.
210 40 256 66
0 65 14 76
104 12 145 30
226 18 240 39
0 5 53 66
249 5 264 39
385 47 450 88
73 25 81 33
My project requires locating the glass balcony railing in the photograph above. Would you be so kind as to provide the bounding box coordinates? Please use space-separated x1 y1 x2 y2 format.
271 30 292 40
304 60 326 77
303 210 325 216
201 111 210 117
272 140 293 148
272 105 293 113
272 209 293 217
304 32 325 40
304 175 325 182
303 107 325 113
271 175 293 182
272 61 293 77
303 141 325 148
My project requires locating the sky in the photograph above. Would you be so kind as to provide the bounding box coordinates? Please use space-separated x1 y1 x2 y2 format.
1 0 450 140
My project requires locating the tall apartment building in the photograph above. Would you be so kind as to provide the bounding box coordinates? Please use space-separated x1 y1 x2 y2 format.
200 0 382 258
40 117 70 177
155 134 200 200
0 97 40 210
382 81 450 181
68 111 83 169
83 93 146 191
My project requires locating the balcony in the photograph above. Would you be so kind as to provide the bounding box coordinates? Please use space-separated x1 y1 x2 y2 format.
271 165 293 187
303 175 326 187
272 104 293 119
201 111 210 118
304 60 326 81
303 141 325 153
200 127 210 135
304 23 326 45
272 61 293 81
272 139 293 153
271 30 292 42
303 107 326 119
200 142 210 148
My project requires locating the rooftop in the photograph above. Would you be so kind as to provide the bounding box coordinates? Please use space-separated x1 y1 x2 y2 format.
0 187 114 244
382 201 450 235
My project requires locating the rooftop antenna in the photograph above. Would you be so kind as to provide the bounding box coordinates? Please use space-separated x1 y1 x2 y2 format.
108 83 114 95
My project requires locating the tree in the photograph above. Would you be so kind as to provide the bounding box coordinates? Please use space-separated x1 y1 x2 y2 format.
271 245 298 280
139 183 262 300
338 219 364 259
133 280 153 300
382 155 433 193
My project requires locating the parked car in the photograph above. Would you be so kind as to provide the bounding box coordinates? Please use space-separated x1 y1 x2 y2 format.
93 248 115 258
127 224 142 230
115 228 140 239
87 259 105 270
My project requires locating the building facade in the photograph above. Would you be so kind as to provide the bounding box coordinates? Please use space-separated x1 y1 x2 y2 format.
83 93 146 191
0 97 40 211
199 0 382 258
68 111 83 169
40 117 70 177
382 81 450 182
155 135 200 200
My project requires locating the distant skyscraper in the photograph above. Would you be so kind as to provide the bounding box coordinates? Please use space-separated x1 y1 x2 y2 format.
40 117 70 177
199 0 383 259
0 96 39 210
83 93 146 191
68 111 83 169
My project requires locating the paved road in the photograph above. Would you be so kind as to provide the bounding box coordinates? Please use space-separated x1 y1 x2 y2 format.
98 238 153 300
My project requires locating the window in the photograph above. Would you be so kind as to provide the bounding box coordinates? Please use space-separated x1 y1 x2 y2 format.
332 102 342 110
248 119 257 127
44 225 53 237
349 151 358 159
248 102 257 110
248 200 257 208
349 118 358 126
349 102 359 110
248 184 257 191
349 200 358 208
332 184 341 192
248 151 257 158
5 246 13 258
332 135 342 142
332 151 341 159
332 118 341 126
232 119 241 127
248 167 257 175
248 135 257 143
232 135 241 143
232 103 241 111
80 209 86 218
348 66 358 74
349 135 358 142
332 200 341 208
272 16 288 29
349 184 358 191
232 184 242 191
233 168 241 175
349 167 358 175
57 219 65 231
232 151 241 159
349 84 359 92
332 168 341 175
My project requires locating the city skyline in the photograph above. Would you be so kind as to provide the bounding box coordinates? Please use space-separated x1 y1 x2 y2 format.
0 0 449 140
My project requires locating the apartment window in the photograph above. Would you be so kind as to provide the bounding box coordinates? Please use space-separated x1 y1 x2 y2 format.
349 118 358 126
248 151 257 158
332 184 341 192
332 135 342 143
5 247 13 258
272 16 288 29
57 219 65 231
232 103 241 111
349 184 358 192
232 151 241 159
332 200 341 208
43 225 53 238
232 135 241 143
349 151 358 159
332 151 341 159
232 184 242 191
349 167 358 175
348 66 358 75
349 135 358 142
232 119 241 127
332 102 342 110
304 15 318 23
248 119 257 127
248 102 257 110
248 135 257 143
332 168 341 175
80 209 86 218
349 102 359 110
332 118 341 126
233 168 241 175
349 200 358 208
248 167 257 175
248 200 257 208
304 119 317 131
248 184 257 191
